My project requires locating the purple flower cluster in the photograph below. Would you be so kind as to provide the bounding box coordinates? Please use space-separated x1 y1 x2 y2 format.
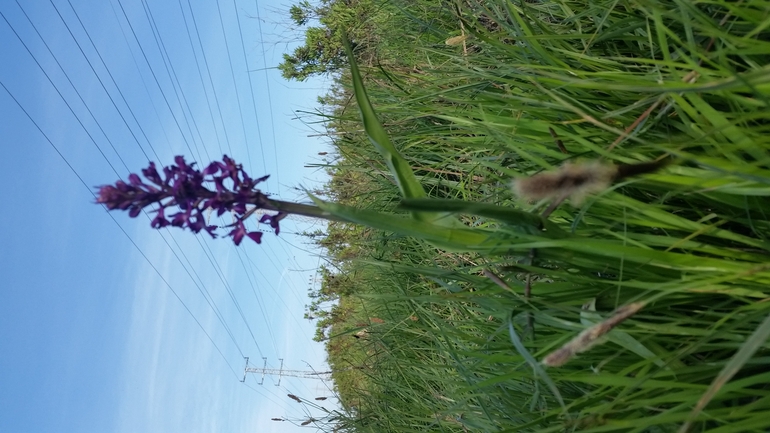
96 155 284 245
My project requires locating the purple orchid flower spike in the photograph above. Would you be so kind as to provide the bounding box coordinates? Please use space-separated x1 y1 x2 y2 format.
95 155 283 245
260 212 287 235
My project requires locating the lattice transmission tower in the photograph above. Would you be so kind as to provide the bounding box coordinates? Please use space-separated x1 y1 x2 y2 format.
240 357 333 386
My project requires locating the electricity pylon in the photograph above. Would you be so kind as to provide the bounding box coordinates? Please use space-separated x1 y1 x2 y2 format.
241 357 332 386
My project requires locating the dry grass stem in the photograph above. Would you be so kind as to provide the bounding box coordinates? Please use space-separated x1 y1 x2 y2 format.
542 302 645 367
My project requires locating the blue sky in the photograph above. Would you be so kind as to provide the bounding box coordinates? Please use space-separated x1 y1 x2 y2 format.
0 0 338 432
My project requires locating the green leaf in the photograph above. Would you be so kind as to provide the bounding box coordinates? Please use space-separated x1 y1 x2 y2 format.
309 194 501 251
400 198 568 238
341 33 461 226
341 37 423 198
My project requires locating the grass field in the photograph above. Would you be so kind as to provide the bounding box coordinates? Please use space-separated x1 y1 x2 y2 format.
300 0 770 431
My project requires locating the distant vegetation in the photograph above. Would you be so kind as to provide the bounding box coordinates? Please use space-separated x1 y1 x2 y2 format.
289 0 770 431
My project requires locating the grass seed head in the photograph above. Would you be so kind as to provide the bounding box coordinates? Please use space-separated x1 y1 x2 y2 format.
512 161 617 205
542 302 645 367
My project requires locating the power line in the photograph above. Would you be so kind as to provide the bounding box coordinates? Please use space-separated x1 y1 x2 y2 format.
56 0 160 163
11 0 260 362
195 233 267 358
88 0 272 359
0 8 122 177
0 4 336 426
140 0 209 163
230 0 268 178
233 246 280 356
113 0 313 360
106 0 176 158
0 78 243 381
2 3 330 423
3 0 271 367
176 0 224 157
252 0 282 195
154 223 248 357
240 245 316 346
114 0 199 161
14 1 132 172
214 0 255 172
184 0 234 157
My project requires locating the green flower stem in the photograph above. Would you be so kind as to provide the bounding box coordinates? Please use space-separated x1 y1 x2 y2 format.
261 198 347 222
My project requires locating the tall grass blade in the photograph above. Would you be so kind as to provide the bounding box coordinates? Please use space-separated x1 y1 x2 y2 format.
679 312 770 432
507 318 567 417
341 32 456 226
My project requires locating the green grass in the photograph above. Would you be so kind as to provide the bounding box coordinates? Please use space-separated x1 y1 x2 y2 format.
306 0 770 431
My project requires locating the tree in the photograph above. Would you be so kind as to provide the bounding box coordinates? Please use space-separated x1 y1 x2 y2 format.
279 0 371 81
280 27 346 81
289 1 315 26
